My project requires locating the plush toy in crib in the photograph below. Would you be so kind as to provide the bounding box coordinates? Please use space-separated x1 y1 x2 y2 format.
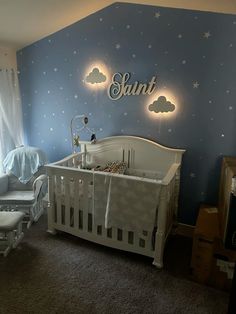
91 133 96 144
95 161 127 174
73 135 80 147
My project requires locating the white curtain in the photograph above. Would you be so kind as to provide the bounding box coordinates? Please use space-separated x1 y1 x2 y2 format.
0 69 24 173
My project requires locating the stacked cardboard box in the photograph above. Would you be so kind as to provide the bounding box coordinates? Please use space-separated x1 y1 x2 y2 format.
209 238 236 291
191 205 220 284
191 204 236 290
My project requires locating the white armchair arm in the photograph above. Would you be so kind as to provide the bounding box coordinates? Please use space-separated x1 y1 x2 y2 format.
33 174 48 201
0 175 9 195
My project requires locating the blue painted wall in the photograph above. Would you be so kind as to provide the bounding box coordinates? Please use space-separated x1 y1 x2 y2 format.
17 2 236 225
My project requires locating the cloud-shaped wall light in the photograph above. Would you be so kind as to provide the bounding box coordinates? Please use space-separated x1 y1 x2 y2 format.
149 96 175 113
85 67 106 84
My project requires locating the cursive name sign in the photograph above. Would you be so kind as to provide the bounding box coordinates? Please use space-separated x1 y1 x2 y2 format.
108 72 157 100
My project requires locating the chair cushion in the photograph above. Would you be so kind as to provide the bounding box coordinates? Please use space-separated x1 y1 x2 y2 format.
0 211 25 231
0 191 35 205
8 168 45 191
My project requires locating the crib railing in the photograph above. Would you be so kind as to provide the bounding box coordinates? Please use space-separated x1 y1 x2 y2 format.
47 165 156 258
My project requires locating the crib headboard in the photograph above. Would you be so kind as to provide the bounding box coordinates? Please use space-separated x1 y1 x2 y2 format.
80 136 185 174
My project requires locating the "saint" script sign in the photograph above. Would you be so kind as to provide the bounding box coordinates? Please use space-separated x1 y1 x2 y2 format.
108 72 157 100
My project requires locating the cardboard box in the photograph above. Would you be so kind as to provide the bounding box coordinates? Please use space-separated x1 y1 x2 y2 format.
191 204 236 290
191 205 220 284
209 238 236 291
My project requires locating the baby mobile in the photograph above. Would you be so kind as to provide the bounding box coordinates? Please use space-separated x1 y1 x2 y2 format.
70 114 96 153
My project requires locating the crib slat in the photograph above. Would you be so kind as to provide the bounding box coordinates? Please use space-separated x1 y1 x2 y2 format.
133 232 139 249
64 176 70 226
113 227 118 241
73 177 80 230
82 175 89 232
123 230 129 244
56 175 62 225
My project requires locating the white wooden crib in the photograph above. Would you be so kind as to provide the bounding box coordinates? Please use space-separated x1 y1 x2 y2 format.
46 136 185 268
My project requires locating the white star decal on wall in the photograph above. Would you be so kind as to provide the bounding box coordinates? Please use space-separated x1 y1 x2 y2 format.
155 12 161 18
115 43 121 49
203 31 211 39
193 82 199 88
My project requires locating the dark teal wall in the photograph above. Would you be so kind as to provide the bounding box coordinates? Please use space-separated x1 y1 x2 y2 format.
17 2 236 225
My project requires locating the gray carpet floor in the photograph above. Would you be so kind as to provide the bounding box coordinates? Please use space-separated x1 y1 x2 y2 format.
0 213 229 314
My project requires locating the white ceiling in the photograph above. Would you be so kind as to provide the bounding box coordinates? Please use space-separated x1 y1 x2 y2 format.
0 0 236 50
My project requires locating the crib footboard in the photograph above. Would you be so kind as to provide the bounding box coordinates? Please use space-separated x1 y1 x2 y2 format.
47 166 157 256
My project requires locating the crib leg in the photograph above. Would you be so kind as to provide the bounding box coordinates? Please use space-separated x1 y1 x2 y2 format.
152 230 164 268
47 202 56 234
47 210 57 234
27 220 32 229
47 227 57 235
153 187 168 269
12 223 24 249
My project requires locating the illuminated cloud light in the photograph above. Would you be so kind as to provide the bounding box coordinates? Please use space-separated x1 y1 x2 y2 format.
85 67 106 84
84 62 110 89
149 96 175 113
146 90 178 119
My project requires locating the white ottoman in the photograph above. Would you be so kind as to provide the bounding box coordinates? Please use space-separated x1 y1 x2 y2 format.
0 211 25 257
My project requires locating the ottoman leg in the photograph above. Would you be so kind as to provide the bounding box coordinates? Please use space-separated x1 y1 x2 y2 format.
3 246 11 257
12 222 24 248
3 231 15 257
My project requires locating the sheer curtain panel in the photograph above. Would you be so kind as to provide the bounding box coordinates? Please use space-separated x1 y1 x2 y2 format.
0 69 24 173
